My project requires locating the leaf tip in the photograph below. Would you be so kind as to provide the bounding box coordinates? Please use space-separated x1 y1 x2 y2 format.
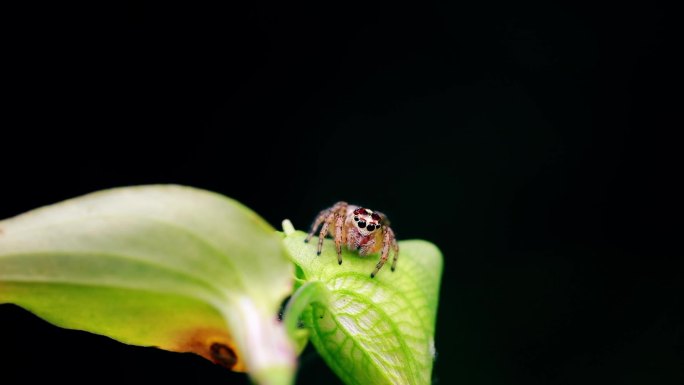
282 219 296 236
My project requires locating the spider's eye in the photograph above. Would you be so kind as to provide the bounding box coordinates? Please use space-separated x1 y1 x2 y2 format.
367 224 375 231
354 216 359 221
371 213 381 221
358 221 366 228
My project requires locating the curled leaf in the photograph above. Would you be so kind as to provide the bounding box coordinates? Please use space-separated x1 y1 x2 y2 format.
0 185 295 385
281 220 443 385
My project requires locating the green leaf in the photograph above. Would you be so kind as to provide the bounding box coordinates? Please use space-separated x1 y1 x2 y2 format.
281 220 443 385
0 185 295 385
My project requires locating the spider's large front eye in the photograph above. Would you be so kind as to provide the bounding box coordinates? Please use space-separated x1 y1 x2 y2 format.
367 224 376 231
358 221 366 228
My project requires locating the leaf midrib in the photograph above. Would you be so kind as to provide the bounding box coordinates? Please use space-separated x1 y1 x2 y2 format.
0 250 227 305
2 212 251 293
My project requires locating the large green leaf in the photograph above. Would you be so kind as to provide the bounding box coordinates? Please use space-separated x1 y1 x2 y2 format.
0 185 295 385
281 220 443 385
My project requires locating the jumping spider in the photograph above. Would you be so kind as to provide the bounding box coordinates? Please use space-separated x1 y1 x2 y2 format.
305 202 399 278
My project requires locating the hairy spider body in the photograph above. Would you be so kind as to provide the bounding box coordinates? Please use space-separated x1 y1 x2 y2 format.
305 201 399 278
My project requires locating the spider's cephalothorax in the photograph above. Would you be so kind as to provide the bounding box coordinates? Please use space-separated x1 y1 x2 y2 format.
305 202 399 278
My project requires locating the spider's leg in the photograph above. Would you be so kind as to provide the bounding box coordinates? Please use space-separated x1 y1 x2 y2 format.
317 214 334 256
371 227 393 278
334 214 344 265
305 209 330 243
390 228 399 272
311 201 348 256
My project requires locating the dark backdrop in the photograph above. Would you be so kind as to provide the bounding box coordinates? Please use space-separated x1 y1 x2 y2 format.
2 2 680 384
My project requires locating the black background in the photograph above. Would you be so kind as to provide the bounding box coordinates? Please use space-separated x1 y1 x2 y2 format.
1 1 681 384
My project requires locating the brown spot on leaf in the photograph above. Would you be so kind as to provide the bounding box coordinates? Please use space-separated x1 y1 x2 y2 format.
171 327 245 372
210 343 238 369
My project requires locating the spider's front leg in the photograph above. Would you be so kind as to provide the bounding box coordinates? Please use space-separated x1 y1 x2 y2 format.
371 226 393 278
